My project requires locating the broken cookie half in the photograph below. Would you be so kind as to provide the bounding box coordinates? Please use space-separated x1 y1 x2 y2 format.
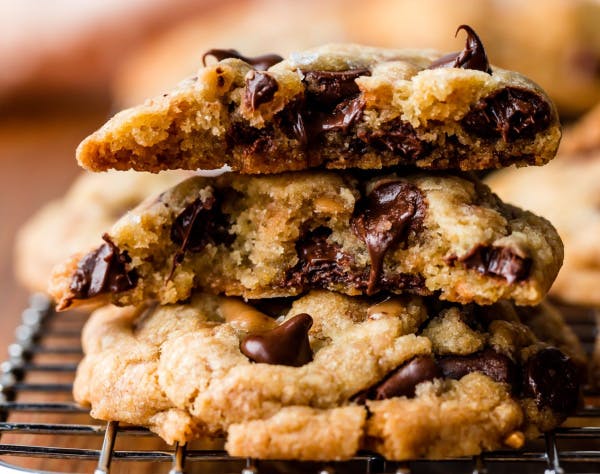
49 171 563 309
77 27 561 175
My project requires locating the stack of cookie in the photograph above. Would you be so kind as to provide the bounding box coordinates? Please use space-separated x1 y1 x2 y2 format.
48 27 582 460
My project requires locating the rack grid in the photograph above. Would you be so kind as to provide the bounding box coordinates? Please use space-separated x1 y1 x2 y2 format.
0 294 598 473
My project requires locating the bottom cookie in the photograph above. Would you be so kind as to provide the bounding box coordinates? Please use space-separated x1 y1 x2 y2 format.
74 291 581 460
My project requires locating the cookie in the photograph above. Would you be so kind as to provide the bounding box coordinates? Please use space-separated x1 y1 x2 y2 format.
14 170 188 293
486 151 600 306
49 171 563 309
73 290 580 459
78 29 560 175
112 0 352 107
347 0 600 117
560 101 600 156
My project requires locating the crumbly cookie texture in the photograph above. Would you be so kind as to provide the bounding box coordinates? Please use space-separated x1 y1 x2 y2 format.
14 170 188 293
49 171 563 309
73 291 580 460
77 35 561 175
486 152 600 306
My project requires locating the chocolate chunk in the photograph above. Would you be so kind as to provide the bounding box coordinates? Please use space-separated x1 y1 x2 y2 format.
457 245 532 284
374 356 441 400
318 97 365 132
240 313 314 366
351 180 425 294
169 194 232 278
438 349 518 387
429 25 492 74
202 49 283 70
70 234 137 299
227 121 275 154
358 118 430 160
461 86 552 142
523 348 579 413
303 69 370 106
244 71 278 110
287 227 357 288
278 96 308 145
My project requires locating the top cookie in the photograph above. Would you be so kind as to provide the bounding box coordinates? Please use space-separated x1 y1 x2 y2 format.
78 27 561 174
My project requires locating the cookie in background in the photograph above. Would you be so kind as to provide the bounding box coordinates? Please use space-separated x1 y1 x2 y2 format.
112 0 600 117
485 103 600 388
14 170 188 294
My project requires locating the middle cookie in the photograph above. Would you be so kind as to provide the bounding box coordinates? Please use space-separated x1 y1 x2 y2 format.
50 171 563 309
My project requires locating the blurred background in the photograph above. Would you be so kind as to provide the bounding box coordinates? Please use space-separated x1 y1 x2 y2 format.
2 0 600 329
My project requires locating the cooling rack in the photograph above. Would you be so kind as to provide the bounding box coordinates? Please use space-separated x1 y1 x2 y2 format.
0 294 598 473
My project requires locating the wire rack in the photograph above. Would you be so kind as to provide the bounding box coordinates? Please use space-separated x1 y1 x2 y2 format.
0 295 598 474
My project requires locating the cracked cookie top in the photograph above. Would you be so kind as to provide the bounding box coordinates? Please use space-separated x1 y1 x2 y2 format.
77 27 561 175
74 291 580 459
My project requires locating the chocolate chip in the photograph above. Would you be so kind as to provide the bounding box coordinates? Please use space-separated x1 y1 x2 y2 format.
70 234 137 299
358 118 430 160
438 348 518 387
240 313 314 366
317 97 365 132
461 86 553 142
456 245 532 284
374 356 441 400
202 49 283 70
244 71 278 110
429 25 492 74
169 194 232 278
523 348 579 413
351 180 425 294
286 227 358 288
278 96 308 145
227 121 276 155
303 69 370 106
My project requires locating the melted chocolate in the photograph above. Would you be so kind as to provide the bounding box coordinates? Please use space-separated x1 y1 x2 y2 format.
169 194 232 278
70 234 137 299
202 49 283 70
461 86 552 142
438 348 518 387
318 97 365 132
429 25 492 74
303 69 369 106
457 245 532 284
278 96 308 145
358 119 430 160
286 227 358 288
351 180 425 294
244 71 278 110
374 356 441 400
240 313 313 366
523 348 579 413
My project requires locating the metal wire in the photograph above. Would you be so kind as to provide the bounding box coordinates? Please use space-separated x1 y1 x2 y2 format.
0 294 597 473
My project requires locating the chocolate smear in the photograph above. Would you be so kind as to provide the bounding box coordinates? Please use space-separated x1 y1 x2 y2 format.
318 96 365 132
374 356 441 400
456 244 532 284
351 180 425 294
429 25 492 74
438 348 518 387
358 118 431 160
244 71 278 110
286 227 357 288
240 313 314 366
523 348 579 413
461 86 553 142
303 69 369 106
70 234 137 299
169 194 232 279
202 49 283 70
